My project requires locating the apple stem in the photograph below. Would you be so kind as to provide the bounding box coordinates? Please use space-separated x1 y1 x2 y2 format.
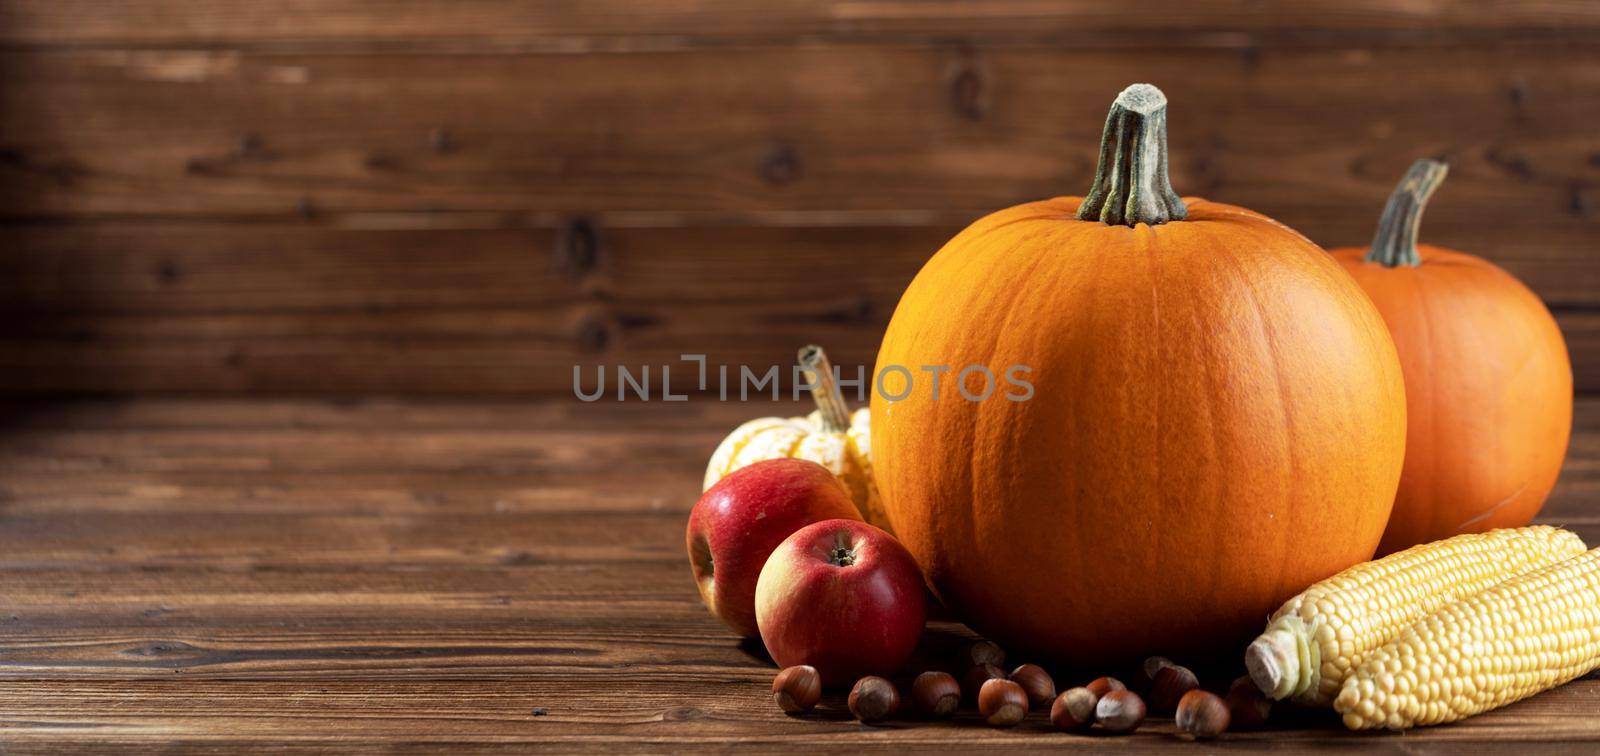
798 345 852 433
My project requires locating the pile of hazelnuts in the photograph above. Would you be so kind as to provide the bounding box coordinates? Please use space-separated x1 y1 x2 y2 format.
771 639 1273 740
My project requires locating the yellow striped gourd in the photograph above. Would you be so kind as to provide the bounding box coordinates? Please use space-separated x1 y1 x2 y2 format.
703 345 884 529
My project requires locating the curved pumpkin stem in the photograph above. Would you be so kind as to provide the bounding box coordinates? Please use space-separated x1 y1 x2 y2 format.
799 344 851 433
1365 159 1448 268
1077 83 1187 227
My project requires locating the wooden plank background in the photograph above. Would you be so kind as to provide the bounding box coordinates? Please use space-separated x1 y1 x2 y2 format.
1 2 1598 395
2 395 1600 751
5 6 1600 748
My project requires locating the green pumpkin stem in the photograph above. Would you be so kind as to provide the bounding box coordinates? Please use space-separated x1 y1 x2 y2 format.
798 344 851 432
1364 159 1448 268
1077 83 1187 227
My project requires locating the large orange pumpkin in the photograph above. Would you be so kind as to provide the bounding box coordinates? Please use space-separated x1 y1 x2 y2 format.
1330 160 1572 555
870 84 1407 664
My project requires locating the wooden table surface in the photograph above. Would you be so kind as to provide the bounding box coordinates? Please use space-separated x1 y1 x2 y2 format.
3 396 1600 753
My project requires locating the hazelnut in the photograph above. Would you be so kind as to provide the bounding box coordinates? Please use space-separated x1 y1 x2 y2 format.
1095 689 1145 734
771 665 821 714
1175 689 1230 739
848 676 899 723
1050 687 1098 731
959 639 1006 669
911 670 961 718
962 662 1007 699
978 678 1029 727
1008 663 1056 709
1084 676 1127 699
1141 656 1175 686
1225 676 1271 730
1149 664 1199 713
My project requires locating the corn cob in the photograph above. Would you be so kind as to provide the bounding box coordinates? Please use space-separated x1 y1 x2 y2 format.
1335 546 1600 729
1245 526 1586 706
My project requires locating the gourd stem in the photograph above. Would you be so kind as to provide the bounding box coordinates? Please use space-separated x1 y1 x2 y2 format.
1076 83 1187 227
799 345 851 433
1364 159 1448 268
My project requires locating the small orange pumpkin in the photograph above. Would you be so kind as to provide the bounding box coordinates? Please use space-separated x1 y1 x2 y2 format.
870 84 1407 664
1330 160 1572 555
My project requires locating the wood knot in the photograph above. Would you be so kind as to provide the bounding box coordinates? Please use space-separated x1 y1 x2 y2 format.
364 152 399 171
123 640 200 657
499 550 538 566
949 64 986 121
156 260 183 285
235 133 264 159
575 316 615 353
1238 45 1260 71
556 219 600 276
662 706 707 721
184 157 223 176
816 296 873 324
1485 146 1533 181
760 143 801 185
428 127 456 154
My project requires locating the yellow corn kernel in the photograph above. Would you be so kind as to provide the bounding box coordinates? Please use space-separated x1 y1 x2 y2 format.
1245 526 1586 706
1335 547 1600 729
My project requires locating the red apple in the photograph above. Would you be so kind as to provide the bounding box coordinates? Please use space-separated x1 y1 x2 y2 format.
686 458 862 637
755 518 927 684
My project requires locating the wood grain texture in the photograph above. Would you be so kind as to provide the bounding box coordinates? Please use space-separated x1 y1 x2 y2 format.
2 396 1600 751
2 1 1599 45
0 3 1597 398
3 44 1597 220
1 222 1597 394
